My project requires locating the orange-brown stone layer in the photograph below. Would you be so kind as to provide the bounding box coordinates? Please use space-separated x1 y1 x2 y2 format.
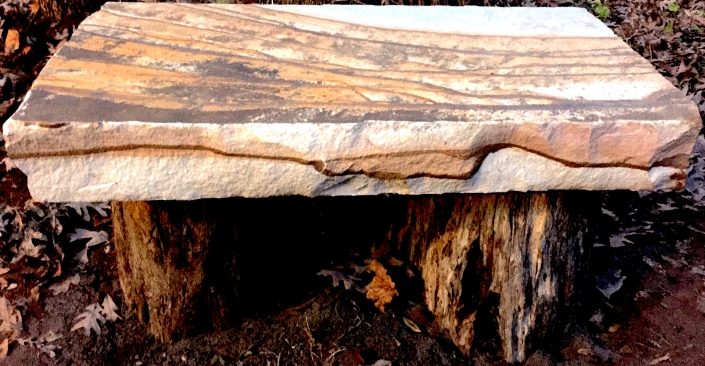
2 4 701 201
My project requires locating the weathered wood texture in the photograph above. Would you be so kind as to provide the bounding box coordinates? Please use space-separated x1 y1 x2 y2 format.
4 4 700 201
109 196 399 342
392 192 594 363
111 200 240 342
111 193 593 361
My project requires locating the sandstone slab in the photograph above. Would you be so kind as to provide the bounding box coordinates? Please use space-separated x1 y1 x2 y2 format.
2 3 701 201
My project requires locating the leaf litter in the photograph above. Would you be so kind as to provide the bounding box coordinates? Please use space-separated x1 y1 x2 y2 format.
596 270 627 299
47 273 79 296
319 259 398 312
317 269 362 292
365 260 397 312
69 228 109 265
0 296 21 359
71 303 104 336
17 330 63 358
100 294 121 322
71 295 120 336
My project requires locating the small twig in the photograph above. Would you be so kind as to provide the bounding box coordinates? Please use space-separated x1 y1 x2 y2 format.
261 351 281 366
649 328 674 348
323 346 346 366
302 316 320 364
334 301 344 323
635 341 659 351
334 301 364 342
647 338 662 349
657 285 673 295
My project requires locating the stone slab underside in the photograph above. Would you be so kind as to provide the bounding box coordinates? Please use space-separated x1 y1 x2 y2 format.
3 3 701 201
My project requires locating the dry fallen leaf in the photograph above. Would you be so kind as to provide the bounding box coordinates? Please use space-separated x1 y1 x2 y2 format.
609 232 633 248
17 330 63 358
618 344 633 355
28 0 39 16
692 266 705 276
100 295 121 322
387 257 404 267
71 303 105 336
0 297 21 341
40 331 62 344
18 229 46 259
69 229 108 247
648 353 671 365
368 360 392 366
70 229 109 264
402 317 421 333
48 274 80 296
0 338 7 359
318 269 362 292
365 260 397 312
596 270 627 299
64 203 109 222
71 295 121 336
3 28 20 56
29 286 40 304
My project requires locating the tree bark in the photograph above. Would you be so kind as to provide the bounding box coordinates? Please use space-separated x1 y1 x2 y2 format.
111 200 240 342
393 192 595 363
109 196 398 342
111 193 594 360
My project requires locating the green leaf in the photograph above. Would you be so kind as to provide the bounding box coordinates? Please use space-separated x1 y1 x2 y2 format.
595 5 610 20
666 2 680 13
589 0 611 21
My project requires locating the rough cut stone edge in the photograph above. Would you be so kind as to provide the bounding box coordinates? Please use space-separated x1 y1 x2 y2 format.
256 4 617 38
4 100 700 201
3 4 700 201
11 147 684 202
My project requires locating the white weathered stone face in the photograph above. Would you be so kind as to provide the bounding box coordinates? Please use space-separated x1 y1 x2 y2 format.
2 4 701 202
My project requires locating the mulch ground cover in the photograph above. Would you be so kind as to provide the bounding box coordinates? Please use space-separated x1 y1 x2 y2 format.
1 1 704 365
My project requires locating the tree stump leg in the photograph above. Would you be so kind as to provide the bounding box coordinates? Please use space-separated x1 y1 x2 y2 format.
111 200 240 342
395 192 594 363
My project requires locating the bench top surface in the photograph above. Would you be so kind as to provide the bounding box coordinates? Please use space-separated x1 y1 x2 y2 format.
3 3 701 201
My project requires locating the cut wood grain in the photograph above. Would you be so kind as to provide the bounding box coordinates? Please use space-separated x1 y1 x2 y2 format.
3 4 700 201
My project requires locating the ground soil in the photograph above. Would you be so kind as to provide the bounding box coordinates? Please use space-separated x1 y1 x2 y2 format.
1 1 705 365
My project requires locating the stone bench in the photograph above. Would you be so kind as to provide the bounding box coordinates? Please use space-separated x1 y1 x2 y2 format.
2 3 701 363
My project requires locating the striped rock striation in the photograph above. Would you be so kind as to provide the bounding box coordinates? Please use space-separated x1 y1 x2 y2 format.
2 3 701 201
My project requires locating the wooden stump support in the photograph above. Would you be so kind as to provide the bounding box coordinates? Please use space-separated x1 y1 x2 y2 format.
393 192 593 362
111 200 240 342
111 192 594 361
